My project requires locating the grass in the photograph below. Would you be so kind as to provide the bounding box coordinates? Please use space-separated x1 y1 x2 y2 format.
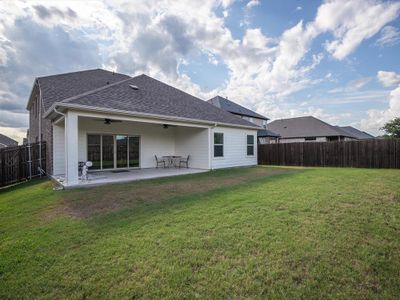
0 166 399 299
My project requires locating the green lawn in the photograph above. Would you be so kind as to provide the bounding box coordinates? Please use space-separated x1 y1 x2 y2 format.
0 166 399 299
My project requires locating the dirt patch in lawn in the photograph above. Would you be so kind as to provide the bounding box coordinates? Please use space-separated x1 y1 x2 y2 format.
44 167 299 219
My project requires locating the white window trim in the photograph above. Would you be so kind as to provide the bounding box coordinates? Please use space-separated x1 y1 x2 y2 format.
247 134 255 156
213 132 224 158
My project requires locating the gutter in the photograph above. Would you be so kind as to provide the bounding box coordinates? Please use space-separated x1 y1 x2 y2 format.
44 103 260 131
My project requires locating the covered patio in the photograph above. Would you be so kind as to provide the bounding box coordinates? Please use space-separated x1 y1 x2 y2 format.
53 167 208 188
51 110 212 187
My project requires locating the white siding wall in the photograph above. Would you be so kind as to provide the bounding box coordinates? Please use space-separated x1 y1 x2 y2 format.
211 127 258 169
52 115 259 173
52 123 65 175
175 127 209 169
77 118 175 168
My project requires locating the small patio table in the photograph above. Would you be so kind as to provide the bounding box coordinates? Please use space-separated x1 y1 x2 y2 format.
162 156 182 167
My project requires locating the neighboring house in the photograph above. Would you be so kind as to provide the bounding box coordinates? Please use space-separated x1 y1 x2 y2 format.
257 129 281 144
27 69 259 186
207 96 280 144
0 133 18 149
268 116 358 143
335 126 374 140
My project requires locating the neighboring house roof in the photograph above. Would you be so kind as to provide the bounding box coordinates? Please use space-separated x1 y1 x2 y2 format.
335 126 374 139
257 129 281 138
36 69 130 111
268 116 354 139
43 72 258 128
0 134 18 147
208 96 269 121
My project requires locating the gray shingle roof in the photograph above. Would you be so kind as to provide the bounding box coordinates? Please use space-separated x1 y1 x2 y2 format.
55 74 257 128
0 133 18 147
268 116 354 138
336 126 374 139
208 96 269 120
257 129 281 137
37 69 130 111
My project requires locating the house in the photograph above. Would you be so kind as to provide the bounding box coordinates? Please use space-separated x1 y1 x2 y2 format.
0 133 18 149
334 126 374 140
207 96 280 144
27 69 259 187
257 129 281 144
268 116 358 143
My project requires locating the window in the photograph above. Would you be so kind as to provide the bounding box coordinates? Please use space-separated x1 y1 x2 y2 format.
247 135 254 156
214 133 224 157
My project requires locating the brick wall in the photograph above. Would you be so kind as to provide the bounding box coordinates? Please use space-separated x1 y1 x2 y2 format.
28 82 54 175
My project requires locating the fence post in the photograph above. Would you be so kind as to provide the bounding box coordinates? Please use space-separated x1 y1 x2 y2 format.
28 144 32 180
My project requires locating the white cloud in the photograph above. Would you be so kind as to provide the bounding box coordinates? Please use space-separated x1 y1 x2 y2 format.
296 6 302 11
377 71 400 87
360 86 400 134
347 77 372 91
0 127 27 144
246 0 260 8
376 25 400 47
313 0 400 60
359 70 400 134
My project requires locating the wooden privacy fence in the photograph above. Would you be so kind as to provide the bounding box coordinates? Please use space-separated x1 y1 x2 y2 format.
258 139 400 169
0 142 46 187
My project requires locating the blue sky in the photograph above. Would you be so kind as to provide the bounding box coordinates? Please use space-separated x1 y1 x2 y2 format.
1 0 400 142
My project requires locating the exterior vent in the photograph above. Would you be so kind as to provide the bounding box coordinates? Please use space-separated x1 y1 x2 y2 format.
129 84 139 90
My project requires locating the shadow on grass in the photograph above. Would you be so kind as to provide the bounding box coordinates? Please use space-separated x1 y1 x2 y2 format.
83 168 306 233
0 178 50 195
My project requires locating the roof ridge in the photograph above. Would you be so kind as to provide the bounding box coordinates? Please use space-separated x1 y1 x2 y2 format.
271 116 314 122
136 76 241 114
59 76 136 105
36 68 119 79
209 95 269 120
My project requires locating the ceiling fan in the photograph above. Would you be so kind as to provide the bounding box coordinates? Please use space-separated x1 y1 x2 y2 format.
162 124 177 129
94 118 123 125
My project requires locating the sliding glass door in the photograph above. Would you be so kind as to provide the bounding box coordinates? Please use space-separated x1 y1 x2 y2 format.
129 136 140 167
87 135 101 170
87 134 140 170
102 135 114 169
116 135 128 168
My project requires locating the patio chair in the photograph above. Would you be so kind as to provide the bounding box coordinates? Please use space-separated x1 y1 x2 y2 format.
155 155 166 168
178 155 190 168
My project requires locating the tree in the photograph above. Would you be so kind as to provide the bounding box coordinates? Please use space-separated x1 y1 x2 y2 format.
381 117 400 138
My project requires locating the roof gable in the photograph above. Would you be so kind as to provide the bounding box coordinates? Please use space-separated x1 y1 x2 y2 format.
208 96 269 120
37 69 130 111
268 116 354 138
57 74 258 128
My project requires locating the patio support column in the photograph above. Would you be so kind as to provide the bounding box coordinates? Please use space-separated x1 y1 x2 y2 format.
65 111 79 185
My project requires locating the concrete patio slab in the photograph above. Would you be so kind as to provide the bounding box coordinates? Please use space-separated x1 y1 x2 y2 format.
53 168 209 189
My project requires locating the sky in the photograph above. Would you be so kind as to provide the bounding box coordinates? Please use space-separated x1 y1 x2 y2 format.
1 0 400 143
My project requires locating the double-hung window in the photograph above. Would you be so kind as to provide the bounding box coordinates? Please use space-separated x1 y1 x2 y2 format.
214 133 224 157
247 135 255 156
